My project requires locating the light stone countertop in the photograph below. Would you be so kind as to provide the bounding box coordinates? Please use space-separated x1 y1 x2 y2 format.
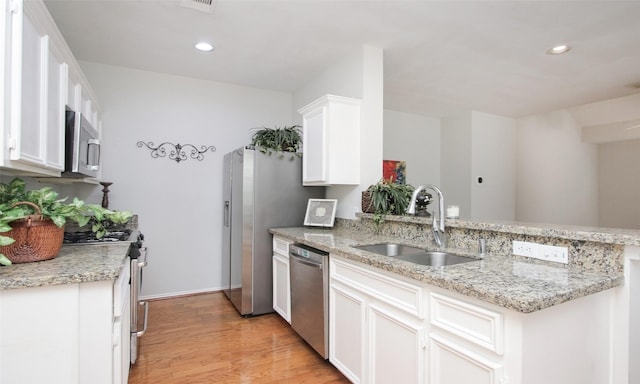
0 242 131 290
270 226 625 314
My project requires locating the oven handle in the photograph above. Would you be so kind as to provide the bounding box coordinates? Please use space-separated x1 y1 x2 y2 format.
136 301 149 337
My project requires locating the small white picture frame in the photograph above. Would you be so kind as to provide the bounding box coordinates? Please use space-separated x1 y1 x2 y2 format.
304 199 338 227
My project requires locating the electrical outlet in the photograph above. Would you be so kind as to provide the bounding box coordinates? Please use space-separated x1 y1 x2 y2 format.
513 240 538 258
538 244 569 264
513 240 569 264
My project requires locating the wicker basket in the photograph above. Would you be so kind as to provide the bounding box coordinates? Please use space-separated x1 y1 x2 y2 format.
361 191 375 214
0 202 64 264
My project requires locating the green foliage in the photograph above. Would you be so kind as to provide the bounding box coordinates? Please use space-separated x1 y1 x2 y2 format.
250 125 302 160
366 179 414 227
0 178 133 266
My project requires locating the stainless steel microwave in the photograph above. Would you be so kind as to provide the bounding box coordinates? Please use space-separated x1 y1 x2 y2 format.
64 110 100 178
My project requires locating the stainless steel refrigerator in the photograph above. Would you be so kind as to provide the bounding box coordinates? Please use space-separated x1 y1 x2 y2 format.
222 146 324 316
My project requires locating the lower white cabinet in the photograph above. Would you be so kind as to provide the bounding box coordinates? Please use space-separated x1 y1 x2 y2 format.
272 236 291 323
330 256 426 384
0 259 130 384
330 254 613 384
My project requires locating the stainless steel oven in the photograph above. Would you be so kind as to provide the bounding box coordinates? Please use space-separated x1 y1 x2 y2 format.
289 243 329 359
129 236 148 364
64 229 148 365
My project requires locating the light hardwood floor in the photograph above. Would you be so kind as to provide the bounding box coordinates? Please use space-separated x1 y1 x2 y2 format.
129 292 350 384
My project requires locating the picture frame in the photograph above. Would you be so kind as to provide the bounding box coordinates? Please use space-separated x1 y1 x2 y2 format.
303 199 338 227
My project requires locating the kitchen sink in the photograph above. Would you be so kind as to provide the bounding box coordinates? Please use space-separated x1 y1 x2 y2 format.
354 243 478 267
393 251 478 267
354 243 426 256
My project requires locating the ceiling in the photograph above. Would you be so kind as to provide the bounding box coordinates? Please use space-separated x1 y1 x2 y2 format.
43 0 640 119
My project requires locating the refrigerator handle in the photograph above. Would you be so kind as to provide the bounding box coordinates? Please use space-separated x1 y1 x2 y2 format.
224 201 230 227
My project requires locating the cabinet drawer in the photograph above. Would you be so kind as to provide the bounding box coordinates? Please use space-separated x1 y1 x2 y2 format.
430 292 503 354
331 257 424 319
273 237 291 257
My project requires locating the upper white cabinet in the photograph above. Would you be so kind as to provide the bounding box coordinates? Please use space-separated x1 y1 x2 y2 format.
298 94 361 186
0 0 100 177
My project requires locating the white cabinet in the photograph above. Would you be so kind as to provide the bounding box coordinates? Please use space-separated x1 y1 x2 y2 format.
428 291 504 384
297 94 361 186
272 236 292 323
0 259 130 384
330 255 426 384
0 0 100 177
329 255 613 384
1 0 67 175
329 279 367 383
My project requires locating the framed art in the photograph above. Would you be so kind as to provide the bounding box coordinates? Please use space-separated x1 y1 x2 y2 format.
304 199 338 227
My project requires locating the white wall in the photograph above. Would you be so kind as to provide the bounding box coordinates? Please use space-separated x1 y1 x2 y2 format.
471 111 516 220
79 62 293 299
293 45 383 219
515 110 598 226
383 109 441 187
441 113 472 218
438 112 516 221
598 139 640 229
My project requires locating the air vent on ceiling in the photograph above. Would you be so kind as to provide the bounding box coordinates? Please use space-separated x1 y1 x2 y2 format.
180 0 216 13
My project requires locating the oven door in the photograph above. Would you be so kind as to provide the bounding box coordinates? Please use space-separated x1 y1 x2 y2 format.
130 245 149 364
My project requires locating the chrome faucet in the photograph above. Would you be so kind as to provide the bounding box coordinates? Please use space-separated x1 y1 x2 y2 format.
407 185 446 247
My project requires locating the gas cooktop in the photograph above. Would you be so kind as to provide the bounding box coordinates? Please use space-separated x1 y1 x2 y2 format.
63 229 133 244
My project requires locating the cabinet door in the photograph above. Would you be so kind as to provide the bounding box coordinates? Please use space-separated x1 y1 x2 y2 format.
272 253 291 323
10 4 44 165
329 283 366 384
8 1 65 172
302 106 326 183
44 41 66 170
429 333 503 384
369 303 425 384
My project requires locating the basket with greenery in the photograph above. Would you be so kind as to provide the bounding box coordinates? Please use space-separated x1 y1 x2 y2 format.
0 178 133 266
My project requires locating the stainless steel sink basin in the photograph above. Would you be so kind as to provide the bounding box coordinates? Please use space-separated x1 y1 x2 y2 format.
394 251 477 267
354 243 426 256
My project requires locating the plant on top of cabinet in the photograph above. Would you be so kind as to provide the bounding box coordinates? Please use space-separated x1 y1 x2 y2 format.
363 178 415 227
250 125 302 159
0 178 133 265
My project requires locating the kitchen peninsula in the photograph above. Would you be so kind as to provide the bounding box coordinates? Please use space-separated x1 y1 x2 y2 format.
271 215 640 384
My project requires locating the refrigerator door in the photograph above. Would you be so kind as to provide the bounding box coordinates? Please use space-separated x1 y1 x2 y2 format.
221 152 232 301
230 148 251 314
222 147 325 316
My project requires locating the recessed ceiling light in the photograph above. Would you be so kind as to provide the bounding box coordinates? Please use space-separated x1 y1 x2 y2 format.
547 44 570 55
195 42 214 52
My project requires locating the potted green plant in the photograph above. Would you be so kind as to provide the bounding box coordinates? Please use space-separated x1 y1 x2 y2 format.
0 178 133 266
250 125 302 159
363 178 414 226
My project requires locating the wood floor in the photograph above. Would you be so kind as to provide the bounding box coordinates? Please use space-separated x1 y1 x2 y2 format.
128 292 350 384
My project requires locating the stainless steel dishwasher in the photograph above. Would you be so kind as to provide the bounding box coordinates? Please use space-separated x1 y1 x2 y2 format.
289 243 329 359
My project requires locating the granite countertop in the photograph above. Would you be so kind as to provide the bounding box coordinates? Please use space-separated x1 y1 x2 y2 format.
270 226 625 314
0 242 131 290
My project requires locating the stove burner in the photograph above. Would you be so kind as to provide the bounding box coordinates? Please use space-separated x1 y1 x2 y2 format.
64 229 133 244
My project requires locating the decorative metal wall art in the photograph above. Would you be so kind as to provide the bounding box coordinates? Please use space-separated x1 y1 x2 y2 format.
136 141 216 163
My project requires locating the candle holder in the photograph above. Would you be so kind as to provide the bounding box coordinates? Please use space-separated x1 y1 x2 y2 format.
100 182 113 209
